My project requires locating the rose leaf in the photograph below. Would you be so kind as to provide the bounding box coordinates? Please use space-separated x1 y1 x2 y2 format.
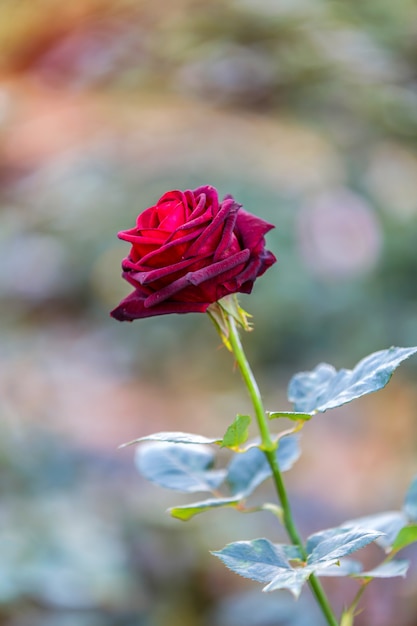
354 560 410 579
391 525 417 553
288 346 417 413
341 511 407 550
226 435 300 498
135 442 225 493
169 496 241 521
121 431 220 448
268 411 312 422
220 414 251 450
306 527 383 566
212 538 308 596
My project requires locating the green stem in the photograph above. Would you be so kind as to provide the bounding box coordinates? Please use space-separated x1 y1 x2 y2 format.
226 314 339 626
343 581 369 624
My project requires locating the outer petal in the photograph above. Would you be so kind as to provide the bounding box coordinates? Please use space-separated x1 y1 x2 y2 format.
128 255 210 286
110 290 210 320
143 250 250 308
235 209 275 249
133 230 201 267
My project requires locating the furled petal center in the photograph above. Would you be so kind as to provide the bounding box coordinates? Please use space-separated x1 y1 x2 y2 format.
158 200 186 230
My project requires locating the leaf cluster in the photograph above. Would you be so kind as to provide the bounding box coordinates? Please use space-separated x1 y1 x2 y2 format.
213 472 417 599
133 428 300 521
127 346 417 599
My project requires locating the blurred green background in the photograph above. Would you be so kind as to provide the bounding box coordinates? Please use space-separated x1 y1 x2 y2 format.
1 0 417 624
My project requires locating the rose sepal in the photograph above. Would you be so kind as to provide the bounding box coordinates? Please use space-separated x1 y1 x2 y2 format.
207 294 252 350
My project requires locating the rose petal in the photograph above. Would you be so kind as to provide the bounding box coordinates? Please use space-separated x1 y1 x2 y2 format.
235 209 275 249
137 230 201 266
193 185 219 214
129 254 210 285
238 249 277 284
213 207 241 261
158 201 186 230
187 249 250 286
136 206 160 229
186 199 238 258
110 291 210 320
143 249 250 308
165 211 211 240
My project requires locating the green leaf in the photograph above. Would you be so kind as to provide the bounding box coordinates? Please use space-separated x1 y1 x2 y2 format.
306 527 382 566
404 475 417 521
288 346 417 413
169 496 240 521
356 560 410 579
135 442 225 492
282 545 304 561
212 538 291 583
268 411 312 422
392 525 417 553
212 537 366 598
212 539 308 597
314 559 363 577
226 446 269 497
262 568 311 597
260 558 364 594
343 511 407 550
122 431 220 447
221 414 251 449
276 435 301 471
226 435 300 498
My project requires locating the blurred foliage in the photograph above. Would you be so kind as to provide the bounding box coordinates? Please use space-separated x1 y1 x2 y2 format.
1 0 417 624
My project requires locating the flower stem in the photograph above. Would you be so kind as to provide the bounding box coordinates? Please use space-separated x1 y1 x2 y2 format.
226 314 339 626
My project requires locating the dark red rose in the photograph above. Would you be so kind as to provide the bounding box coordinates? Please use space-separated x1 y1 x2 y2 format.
110 185 276 321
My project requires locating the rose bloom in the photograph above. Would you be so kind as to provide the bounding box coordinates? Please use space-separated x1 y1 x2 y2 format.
110 185 276 321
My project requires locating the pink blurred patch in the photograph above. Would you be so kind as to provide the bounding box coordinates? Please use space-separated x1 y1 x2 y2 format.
297 189 382 280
